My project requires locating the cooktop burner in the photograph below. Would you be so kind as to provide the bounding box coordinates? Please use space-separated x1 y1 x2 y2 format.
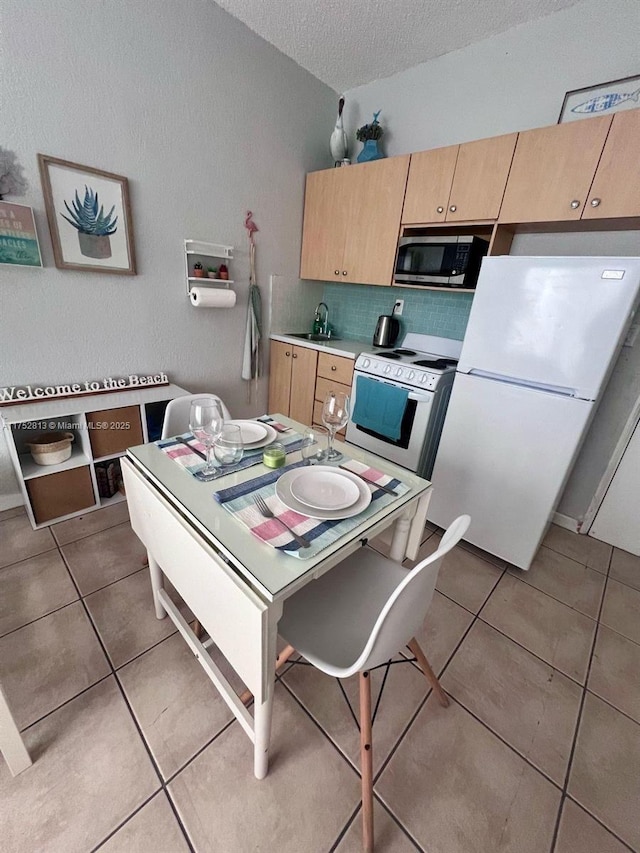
413 358 457 369
393 348 417 356
381 352 402 359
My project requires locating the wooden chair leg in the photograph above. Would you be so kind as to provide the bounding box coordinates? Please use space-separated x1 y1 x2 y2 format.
407 638 449 707
359 671 374 853
239 644 297 707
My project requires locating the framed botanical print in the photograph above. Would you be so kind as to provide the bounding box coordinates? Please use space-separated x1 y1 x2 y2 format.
38 154 136 274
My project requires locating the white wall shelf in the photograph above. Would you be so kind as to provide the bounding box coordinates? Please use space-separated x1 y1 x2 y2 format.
184 239 234 296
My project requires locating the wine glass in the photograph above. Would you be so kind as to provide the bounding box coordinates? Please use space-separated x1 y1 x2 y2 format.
189 398 224 476
301 427 324 465
320 392 349 463
213 423 244 474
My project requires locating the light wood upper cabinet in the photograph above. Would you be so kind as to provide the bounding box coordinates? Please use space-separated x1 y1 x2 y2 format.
299 169 349 281
268 341 317 427
499 115 612 223
402 144 458 223
402 133 517 224
300 156 410 286
582 108 640 220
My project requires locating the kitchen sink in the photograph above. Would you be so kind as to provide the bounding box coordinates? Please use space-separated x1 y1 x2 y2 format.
289 333 342 342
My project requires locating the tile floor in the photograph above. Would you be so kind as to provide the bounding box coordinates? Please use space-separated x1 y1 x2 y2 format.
1 502 639 852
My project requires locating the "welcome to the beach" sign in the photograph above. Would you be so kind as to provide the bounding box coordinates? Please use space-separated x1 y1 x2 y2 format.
0 372 169 406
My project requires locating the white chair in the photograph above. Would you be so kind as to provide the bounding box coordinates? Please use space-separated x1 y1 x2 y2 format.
278 515 471 853
161 393 231 439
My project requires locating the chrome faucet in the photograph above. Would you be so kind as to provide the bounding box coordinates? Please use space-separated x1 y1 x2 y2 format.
314 302 329 336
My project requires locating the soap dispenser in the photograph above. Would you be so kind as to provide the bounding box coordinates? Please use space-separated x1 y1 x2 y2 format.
312 308 322 335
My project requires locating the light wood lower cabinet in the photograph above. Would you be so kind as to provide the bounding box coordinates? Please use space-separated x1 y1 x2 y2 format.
269 342 355 436
268 341 318 426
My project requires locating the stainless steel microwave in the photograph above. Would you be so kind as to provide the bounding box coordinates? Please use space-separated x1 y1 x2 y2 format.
394 235 489 288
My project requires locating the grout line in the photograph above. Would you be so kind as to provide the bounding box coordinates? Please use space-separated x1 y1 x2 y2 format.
548 546 614 853
563 794 637 853
51 513 132 548
474 616 591 689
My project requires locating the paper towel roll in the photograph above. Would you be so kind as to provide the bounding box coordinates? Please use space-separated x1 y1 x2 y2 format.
190 287 236 308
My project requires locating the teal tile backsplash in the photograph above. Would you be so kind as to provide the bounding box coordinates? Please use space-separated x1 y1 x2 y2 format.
322 283 474 342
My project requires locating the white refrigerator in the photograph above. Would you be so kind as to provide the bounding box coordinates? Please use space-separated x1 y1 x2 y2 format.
428 256 640 570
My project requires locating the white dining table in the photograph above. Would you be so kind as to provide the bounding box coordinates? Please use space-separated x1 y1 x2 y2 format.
121 414 432 779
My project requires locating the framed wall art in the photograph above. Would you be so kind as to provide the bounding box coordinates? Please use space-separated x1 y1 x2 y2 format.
558 74 640 123
0 201 43 267
38 154 136 274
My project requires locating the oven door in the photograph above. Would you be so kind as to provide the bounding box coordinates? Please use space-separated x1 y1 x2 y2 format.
345 373 435 471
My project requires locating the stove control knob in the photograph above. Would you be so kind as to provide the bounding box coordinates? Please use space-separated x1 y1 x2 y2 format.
384 365 391 374
362 358 370 368
395 367 403 377
407 371 415 380
420 374 428 383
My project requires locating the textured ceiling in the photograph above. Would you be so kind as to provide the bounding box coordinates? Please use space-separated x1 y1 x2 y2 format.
214 0 583 91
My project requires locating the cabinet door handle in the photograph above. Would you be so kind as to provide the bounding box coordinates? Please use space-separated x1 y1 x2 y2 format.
436 206 444 214
449 205 457 212
331 365 337 371
334 270 340 275
285 351 291 356
342 270 347 275
292 353 298 359
570 200 581 209
590 198 601 207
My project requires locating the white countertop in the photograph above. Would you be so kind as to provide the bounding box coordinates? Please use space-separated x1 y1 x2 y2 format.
270 334 373 360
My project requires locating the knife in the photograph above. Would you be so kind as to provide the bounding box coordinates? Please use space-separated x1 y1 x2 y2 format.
176 435 207 460
339 465 397 495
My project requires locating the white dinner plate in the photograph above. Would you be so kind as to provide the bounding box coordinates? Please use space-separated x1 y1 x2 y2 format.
276 467 372 520
228 420 277 448
290 468 360 511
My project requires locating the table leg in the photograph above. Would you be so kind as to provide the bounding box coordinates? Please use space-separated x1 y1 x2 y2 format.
253 605 281 779
0 682 31 776
148 555 166 620
389 505 413 562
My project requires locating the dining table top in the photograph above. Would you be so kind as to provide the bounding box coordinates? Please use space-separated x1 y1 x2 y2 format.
126 414 432 603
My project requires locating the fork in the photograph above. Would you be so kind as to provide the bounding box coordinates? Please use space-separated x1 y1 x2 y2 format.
253 494 311 550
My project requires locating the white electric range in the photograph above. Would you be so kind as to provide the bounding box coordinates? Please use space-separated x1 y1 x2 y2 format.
346 333 462 478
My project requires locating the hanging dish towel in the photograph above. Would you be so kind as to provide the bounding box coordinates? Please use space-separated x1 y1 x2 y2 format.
351 375 408 441
242 214 262 400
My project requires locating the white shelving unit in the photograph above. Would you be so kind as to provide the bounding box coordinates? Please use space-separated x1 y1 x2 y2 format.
1 383 189 528
184 239 234 296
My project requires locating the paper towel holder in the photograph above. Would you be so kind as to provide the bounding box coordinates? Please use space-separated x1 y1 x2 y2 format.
184 239 235 302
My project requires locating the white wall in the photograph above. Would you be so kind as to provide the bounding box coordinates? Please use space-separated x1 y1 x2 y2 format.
344 0 639 154
344 0 640 523
0 0 336 506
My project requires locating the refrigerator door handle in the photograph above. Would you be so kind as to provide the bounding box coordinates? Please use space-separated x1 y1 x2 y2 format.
466 368 579 398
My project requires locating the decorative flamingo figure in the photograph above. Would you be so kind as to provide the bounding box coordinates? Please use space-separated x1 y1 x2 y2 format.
245 210 259 244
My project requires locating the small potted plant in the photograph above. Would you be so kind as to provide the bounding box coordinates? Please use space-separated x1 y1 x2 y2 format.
193 262 204 278
356 110 384 163
218 263 229 281
207 266 218 279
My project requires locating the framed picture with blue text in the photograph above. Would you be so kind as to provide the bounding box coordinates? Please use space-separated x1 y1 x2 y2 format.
0 202 43 267
558 74 640 123
38 154 136 274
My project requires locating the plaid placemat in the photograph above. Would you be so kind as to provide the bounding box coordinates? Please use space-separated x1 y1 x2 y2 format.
213 459 409 558
157 428 304 478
